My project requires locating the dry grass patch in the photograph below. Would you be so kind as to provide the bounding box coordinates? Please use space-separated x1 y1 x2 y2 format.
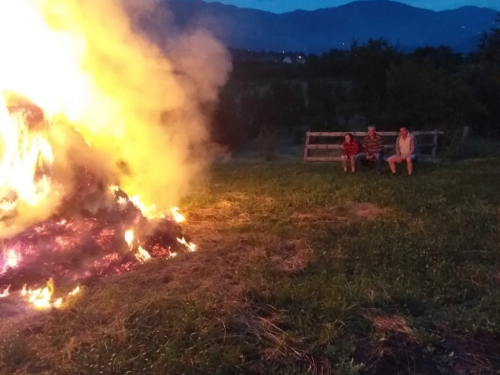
363 311 415 338
228 305 334 375
186 192 275 235
291 202 395 224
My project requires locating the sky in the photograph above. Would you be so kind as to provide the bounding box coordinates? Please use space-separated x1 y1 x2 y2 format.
204 0 500 13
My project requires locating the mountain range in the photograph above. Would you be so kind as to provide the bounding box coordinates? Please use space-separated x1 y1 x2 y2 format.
156 0 499 53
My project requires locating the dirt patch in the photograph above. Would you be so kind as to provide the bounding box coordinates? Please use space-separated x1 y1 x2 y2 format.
436 333 500 375
354 334 439 375
353 332 500 375
291 202 394 224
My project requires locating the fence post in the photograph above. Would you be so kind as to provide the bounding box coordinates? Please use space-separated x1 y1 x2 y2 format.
459 126 470 154
431 131 438 160
303 132 310 162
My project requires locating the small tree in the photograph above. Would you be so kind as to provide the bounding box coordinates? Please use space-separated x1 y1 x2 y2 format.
478 14 500 71
385 60 485 132
348 39 402 124
257 124 278 161
476 14 500 136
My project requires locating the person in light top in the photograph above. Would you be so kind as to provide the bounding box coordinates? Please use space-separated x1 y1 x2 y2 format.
341 133 362 173
387 127 418 176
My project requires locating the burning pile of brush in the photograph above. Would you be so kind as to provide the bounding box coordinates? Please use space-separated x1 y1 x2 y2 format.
0 99 197 309
0 171 197 310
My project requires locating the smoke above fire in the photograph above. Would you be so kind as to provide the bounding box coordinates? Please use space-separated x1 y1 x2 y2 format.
0 0 231 238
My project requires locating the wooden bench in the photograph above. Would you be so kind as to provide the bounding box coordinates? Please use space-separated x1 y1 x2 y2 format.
303 131 444 162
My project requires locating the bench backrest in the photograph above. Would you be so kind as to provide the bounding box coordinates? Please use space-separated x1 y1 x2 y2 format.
303 131 443 162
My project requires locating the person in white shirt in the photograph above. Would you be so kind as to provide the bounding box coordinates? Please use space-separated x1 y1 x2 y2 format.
387 127 418 176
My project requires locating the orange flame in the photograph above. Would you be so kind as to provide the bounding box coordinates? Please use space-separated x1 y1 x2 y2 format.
135 246 151 263
21 278 81 309
171 207 185 223
0 104 53 215
26 285 53 309
0 285 10 298
124 230 134 247
177 237 197 252
2 249 20 272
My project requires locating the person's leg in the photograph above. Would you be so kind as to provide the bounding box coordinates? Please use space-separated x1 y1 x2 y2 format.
375 152 383 172
342 156 348 172
355 153 365 171
350 155 356 172
406 156 413 175
406 155 417 175
387 155 398 174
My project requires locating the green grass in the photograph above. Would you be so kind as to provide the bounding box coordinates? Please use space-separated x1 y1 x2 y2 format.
1 158 500 375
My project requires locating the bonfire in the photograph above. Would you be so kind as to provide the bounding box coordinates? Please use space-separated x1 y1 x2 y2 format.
0 97 197 309
0 0 215 311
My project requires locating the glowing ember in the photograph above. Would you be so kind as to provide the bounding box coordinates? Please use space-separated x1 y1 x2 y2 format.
0 285 10 297
68 286 80 296
177 237 197 252
117 196 128 205
135 246 151 263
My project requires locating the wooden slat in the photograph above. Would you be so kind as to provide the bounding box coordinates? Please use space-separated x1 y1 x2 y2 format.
306 156 442 161
307 131 398 137
419 143 438 147
306 144 395 150
306 143 435 149
306 131 444 137
413 131 444 136
305 156 441 163
306 144 342 150
304 157 343 162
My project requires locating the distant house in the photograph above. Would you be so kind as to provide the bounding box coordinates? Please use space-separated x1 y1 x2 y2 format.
282 55 306 64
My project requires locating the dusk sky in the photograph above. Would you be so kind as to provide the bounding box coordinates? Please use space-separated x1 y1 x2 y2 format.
204 0 500 13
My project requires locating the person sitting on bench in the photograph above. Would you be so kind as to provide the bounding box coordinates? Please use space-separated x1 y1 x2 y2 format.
359 125 384 172
341 133 362 173
387 127 418 176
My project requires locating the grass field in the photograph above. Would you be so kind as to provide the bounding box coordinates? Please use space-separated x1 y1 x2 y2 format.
1 158 500 375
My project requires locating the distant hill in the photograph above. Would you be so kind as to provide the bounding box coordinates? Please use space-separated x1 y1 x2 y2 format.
155 0 498 53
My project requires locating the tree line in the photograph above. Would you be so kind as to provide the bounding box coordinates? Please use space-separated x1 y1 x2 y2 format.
212 16 500 149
